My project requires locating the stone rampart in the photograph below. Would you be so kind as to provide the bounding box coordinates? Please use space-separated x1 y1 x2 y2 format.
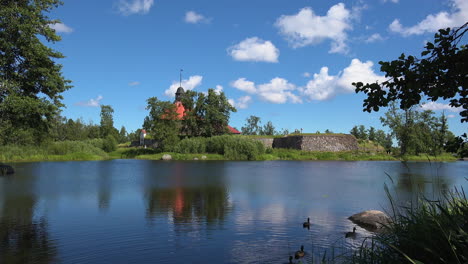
252 138 274 148
273 135 358 152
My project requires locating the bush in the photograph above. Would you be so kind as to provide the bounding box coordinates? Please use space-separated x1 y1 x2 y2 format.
102 135 117 152
223 136 265 160
176 137 207 153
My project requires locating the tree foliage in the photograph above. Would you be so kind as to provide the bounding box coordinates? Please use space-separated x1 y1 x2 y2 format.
0 0 71 144
143 97 180 150
380 102 451 155
353 23 468 122
99 105 117 138
241 115 261 135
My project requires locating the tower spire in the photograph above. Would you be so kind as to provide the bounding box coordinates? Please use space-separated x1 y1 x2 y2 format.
179 69 183 87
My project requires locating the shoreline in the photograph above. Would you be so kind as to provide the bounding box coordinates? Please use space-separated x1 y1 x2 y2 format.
1 149 459 163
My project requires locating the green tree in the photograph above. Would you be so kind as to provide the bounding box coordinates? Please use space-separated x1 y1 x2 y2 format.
350 126 359 139
143 97 180 150
368 127 376 141
0 0 72 145
353 24 468 122
118 126 128 143
100 105 117 138
203 89 236 137
260 121 276 135
241 115 261 135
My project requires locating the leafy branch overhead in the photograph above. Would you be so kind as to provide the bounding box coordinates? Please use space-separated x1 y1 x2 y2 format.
353 22 468 122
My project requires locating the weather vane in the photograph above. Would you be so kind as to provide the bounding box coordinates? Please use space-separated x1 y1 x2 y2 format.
179 69 183 87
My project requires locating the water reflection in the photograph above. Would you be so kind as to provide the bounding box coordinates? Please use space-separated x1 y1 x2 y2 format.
0 175 57 264
144 186 231 225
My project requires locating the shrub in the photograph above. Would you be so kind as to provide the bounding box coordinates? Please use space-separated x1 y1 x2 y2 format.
102 135 117 152
176 137 207 153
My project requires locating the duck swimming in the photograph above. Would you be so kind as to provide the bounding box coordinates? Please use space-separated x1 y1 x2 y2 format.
345 226 357 238
303 217 311 228
295 245 305 259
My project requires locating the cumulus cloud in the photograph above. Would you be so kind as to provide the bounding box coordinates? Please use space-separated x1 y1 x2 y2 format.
165 75 203 97
185 11 211 24
49 22 73 33
228 37 279 63
301 59 385 101
419 102 463 112
231 78 301 104
116 0 154 16
257 78 302 104
230 78 257 94
365 33 384 43
75 95 103 107
228 96 252 109
389 0 468 36
275 3 352 54
129 81 140 86
214 85 223 94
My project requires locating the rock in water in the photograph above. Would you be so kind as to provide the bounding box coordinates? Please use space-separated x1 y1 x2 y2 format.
161 154 172 161
349 210 390 231
0 164 15 175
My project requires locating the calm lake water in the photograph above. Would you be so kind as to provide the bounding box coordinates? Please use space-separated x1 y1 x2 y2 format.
1 160 467 263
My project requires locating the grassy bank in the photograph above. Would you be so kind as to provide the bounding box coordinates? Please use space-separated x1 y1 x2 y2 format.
0 135 458 162
0 140 110 162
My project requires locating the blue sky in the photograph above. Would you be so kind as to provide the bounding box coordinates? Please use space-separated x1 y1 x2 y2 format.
49 0 467 135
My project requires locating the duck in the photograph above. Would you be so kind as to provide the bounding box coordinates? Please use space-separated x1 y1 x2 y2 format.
345 226 357 238
288 255 294 264
303 217 311 228
294 245 305 259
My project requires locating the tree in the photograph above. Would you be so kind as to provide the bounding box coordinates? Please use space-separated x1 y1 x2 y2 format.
241 116 261 135
261 121 276 135
353 23 468 122
368 127 376 141
0 0 72 144
118 126 128 143
143 97 180 150
203 89 236 136
100 105 117 138
350 126 359 139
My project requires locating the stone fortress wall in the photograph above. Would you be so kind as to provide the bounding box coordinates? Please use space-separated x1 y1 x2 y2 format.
254 134 359 152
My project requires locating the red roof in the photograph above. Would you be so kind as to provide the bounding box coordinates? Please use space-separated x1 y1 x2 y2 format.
228 125 241 134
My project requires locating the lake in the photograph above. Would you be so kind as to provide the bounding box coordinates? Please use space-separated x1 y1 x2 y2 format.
0 160 467 263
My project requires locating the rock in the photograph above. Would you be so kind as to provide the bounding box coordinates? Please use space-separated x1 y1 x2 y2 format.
193 158 199 160
349 210 391 231
161 154 172 161
201 155 207 160
0 164 15 175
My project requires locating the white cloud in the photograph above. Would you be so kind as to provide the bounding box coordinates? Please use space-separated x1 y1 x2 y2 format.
228 37 279 63
231 77 301 104
129 81 140 86
389 0 468 36
185 11 210 24
275 3 352 54
365 33 384 43
257 78 302 104
229 96 252 109
303 72 311 78
419 102 463 112
214 85 223 94
49 23 73 33
116 0 154 16
231 78 257 94
75 95 103 107
165 75 203 97
448 114 456 118
383 0 399 3
301 59 385 101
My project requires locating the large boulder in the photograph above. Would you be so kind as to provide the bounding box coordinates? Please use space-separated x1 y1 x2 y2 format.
0 163 15 175
161 154 172 161
349 210 391 231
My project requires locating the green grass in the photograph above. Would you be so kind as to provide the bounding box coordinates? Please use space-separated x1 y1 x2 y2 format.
259 148 397 161
136 152 224 161
344 187 468 264
400 153 458 162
